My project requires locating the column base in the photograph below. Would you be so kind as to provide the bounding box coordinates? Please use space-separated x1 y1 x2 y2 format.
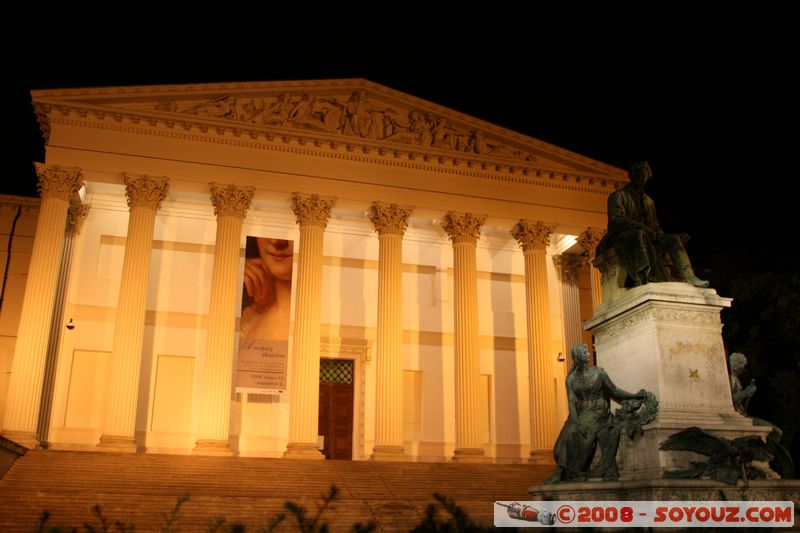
1 430 40 450
370 445 408 461
283 442 325 460
97 434 138 453
452 447 490 463
193 439 234 456
528 448 554 465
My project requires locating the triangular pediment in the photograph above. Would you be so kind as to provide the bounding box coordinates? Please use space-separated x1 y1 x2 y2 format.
31 79 626 186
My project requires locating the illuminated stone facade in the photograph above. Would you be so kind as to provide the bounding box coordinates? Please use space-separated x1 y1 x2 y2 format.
1 80 626 462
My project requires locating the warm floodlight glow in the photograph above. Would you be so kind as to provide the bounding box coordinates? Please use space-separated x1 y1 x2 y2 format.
561 235 577 249
550 234 578 254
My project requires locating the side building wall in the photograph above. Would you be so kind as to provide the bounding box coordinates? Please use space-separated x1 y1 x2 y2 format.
0 197 40 428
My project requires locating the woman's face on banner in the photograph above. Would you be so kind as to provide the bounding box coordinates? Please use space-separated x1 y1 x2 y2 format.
257 238 294 280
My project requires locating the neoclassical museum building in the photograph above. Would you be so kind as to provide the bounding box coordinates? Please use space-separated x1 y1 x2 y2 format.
0 79 625 463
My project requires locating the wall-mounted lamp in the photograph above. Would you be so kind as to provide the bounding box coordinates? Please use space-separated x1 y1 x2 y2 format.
557 352 565 362
65 318 75 330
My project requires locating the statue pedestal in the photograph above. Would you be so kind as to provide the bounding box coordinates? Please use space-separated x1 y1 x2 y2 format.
529 478 800 507
585 283 768 481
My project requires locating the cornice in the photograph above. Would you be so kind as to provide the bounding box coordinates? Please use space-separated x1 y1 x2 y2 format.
0 194 40 208
31 79 377 100
41 112 622 196
32 79 627 194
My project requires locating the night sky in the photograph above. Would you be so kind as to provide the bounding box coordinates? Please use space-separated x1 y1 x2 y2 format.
4 8 800 471
6 16 797 271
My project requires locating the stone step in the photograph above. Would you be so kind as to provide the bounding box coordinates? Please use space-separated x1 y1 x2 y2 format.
0 450 550 531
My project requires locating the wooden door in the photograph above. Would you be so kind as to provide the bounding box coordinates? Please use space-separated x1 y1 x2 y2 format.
318 359 354 460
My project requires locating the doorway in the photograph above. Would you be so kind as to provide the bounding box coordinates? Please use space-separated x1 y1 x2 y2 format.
318 358 354 460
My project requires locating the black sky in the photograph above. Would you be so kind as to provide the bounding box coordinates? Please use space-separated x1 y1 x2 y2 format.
7 14 798 269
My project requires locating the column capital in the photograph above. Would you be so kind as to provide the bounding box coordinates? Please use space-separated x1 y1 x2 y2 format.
123 174 169 210
34 163 84 201
67 203 91 235
553 253 586 284
369 202 414 236
511 219 557 252
291 192 335 227
210 183 254 219
578 226 606 260
441 211 487 244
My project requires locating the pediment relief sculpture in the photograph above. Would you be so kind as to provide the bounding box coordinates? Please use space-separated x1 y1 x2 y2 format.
156 90 536 162
32 81 627 188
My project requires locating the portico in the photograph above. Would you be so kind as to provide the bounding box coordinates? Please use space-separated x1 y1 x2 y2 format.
1 79 626 462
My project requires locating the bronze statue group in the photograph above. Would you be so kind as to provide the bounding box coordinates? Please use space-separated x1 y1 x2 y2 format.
543 162 793 485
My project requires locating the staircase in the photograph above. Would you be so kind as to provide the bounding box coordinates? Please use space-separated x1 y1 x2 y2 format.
0 450 550 532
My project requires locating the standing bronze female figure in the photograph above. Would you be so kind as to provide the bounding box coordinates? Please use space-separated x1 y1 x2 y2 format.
545 343 649 483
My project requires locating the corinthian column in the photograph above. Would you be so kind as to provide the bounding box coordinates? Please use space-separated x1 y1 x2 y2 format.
553 252 586 407
578 227 605 309
369 202 413 461
98 175 168 452
283 193 335 459
194 184 254 456
441 211 488 462
553 253 586 354
511 219 557 464
37 202 91 444
2 164 83 448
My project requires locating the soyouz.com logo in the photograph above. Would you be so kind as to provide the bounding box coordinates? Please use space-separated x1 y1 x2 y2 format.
493 501 794 528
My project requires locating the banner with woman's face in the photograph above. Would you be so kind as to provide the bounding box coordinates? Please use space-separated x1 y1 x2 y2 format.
236 236 294 394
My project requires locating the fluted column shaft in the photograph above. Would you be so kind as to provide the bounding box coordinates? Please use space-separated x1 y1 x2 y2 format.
369 203 412 461
194 184 254 456
2 164 83 448
284 193 334 459
98 175 168 452
554 254 585 352
554 253 585 424
37 203 91 443
589 267 603 308
578 228 605 309
512 220 557 464
442 212 488 462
